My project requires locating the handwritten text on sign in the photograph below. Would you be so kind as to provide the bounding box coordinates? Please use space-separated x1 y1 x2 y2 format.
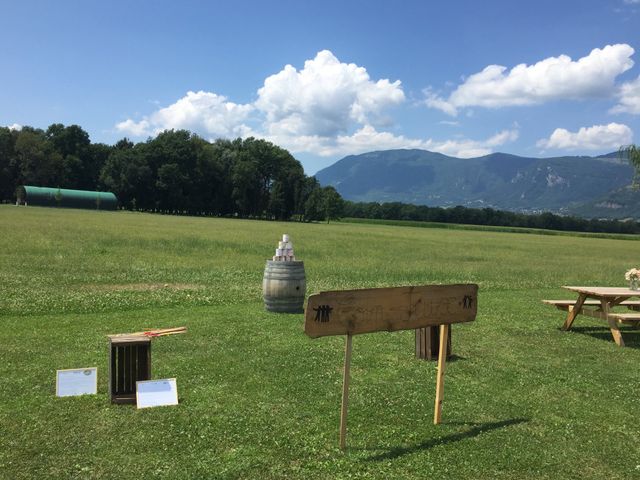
304 284 478 338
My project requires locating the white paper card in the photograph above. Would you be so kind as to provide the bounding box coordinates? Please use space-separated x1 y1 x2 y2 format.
56 368 98 397
136 378 178 409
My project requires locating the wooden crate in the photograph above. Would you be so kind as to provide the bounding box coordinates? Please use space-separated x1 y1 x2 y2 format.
108 335 151 404
415 326 452 360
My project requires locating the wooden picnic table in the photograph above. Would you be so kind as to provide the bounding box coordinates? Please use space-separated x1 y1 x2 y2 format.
544 286 640 347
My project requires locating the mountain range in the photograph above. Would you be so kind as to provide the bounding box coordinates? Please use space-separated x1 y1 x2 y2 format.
315 149 640 219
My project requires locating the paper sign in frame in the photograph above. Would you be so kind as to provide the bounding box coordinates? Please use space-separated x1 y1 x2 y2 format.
136 378 179 409
56 367 98 397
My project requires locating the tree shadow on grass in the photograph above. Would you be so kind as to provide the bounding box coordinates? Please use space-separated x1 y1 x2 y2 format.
364 418 528 461
568 326 640 348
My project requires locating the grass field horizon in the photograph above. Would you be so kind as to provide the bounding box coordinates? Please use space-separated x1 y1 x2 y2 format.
1 205 640 479
343 217 640 241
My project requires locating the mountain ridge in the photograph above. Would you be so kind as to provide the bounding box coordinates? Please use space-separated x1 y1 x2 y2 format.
315 149 637 218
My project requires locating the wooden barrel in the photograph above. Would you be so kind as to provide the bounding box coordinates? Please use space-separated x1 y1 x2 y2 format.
262 260 306 313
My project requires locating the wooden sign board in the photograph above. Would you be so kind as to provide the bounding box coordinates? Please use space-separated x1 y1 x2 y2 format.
304 284 479 448
305 284 478 338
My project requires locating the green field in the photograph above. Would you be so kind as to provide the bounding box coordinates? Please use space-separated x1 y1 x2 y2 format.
1 206 639 479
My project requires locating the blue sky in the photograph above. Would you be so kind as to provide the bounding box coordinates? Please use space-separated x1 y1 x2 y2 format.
2 0 640 174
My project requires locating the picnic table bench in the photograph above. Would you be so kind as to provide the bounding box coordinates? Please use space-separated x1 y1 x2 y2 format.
543 299 640 311
543 286 640 347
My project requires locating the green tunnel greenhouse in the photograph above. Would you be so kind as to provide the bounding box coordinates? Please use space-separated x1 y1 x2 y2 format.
16 186 118 210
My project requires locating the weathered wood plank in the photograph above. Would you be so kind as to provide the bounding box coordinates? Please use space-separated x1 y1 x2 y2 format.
609 313 640 321
305 284 477 338
109 341 116 402
543 299 601 309
117 346 125 394
563 286 640 296
565 308 640 322
544 299 640 313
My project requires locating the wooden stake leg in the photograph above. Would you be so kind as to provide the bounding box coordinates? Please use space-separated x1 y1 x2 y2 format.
602 300 625 347
433 324 449 425
339 334 353 450
563 294 586 330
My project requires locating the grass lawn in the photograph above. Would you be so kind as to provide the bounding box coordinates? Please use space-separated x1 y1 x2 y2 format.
1 205 639 479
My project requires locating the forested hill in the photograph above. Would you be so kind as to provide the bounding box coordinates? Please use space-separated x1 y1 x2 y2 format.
2 124 639 230
0 124 341 221
315 149 637 217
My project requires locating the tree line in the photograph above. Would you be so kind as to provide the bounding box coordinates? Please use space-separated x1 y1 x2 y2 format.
343 201 640 234
1 123 639 234
0 124 344 221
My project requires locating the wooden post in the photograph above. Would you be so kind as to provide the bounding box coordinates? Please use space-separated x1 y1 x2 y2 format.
433 324 449 425
602 300 625 347
339 333 353 450
563 293 586 330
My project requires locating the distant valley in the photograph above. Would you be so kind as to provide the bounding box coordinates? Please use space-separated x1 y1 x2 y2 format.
315 149 640 219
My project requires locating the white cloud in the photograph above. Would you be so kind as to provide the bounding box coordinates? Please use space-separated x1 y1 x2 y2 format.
113 50 518 160
6 123 22 131
610 75 640 114
255 50 405 138
536 123 633 150
425 44 635 116
267 125 518 158
424 89 457 116
425 129 519 158
115 90 254 139
115 50 405 152
115 119 150 137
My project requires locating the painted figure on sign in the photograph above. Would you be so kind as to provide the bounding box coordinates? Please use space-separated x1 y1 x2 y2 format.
462 295 474 309
314 305 333 322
